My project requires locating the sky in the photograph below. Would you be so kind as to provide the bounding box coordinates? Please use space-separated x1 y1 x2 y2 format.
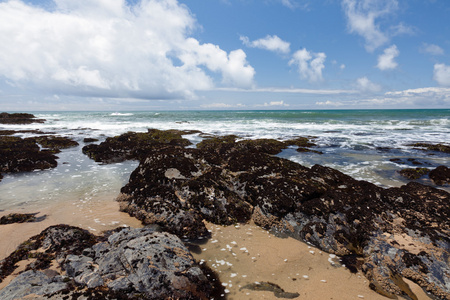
0 0 449 111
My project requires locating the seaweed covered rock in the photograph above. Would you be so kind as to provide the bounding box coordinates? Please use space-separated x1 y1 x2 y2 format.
429 165 450 185
0 213 45 225
408 142 450 154
0 225 222 300
117 135 450 299
398 167 430 180
0 136 58 179
0 112 45 124
33 136 79 150
82 129 196 163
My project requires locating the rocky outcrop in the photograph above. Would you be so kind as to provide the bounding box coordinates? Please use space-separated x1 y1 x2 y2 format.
82 129 197 163
0 112 45 124
0 225 222 300
408 142 450 154
0 136 58 181
429 165 450 186
115 134 449 299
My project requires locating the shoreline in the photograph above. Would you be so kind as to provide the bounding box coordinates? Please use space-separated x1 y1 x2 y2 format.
0 207 432 300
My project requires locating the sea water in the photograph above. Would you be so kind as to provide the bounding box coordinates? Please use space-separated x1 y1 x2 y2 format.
0 109 449 212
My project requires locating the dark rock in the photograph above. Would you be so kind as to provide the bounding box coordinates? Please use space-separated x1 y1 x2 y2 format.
0 112 45 124
0 225 221 300
429 165 450 185
0 213 46 225
240 281 299 298
116 136 450 299
408 142 450 154
82 129 193 163
33 136 79 150
0 136 58 175
0 129 51 136
83 137 99 143
398 167 430 180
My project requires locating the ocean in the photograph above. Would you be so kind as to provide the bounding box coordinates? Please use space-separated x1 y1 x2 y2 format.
1 109 449 213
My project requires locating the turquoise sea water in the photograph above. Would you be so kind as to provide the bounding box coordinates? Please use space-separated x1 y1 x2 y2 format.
1 109 449 212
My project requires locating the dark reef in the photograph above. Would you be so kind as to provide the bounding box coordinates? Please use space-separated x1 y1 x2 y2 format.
0 112 45 124
1 128 449 299
99 130 448 299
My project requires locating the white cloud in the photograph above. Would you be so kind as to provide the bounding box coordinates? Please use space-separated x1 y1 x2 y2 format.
356 76 381 92
342 0 398 52
289 48 326 82
377 45 399 70
385 87 450 97
421 43 444 56
215 87 356 94
316 100 344 106
240 35 290 54
263 100 289 106
0 0 255 100
280 0 296 9
433 64 450 86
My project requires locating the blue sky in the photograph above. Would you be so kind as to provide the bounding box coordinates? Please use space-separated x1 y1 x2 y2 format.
0 0 449 110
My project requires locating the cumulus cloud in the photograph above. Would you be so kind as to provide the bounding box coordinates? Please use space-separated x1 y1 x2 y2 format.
240 35 290 54
0 0 255 100
433 64 450 86
289 48 326 82
377 45 399 70
356 76 381 92
421 43 444 56
342 0 398 52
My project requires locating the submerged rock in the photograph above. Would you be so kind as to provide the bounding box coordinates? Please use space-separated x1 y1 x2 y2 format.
240 281 299 299
115 134 449 299
0 225 222 300
0 213 45 225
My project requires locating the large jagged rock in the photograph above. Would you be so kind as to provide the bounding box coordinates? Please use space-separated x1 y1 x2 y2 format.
117 135 449 299
82 129 198 163
0 112 45 124
0 225 222 300
0 136 58 180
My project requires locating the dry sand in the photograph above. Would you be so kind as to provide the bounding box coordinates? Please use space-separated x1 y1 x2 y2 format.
0 200 432 300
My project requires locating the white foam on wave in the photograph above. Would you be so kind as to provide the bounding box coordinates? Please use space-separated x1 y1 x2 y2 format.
110 112 134 116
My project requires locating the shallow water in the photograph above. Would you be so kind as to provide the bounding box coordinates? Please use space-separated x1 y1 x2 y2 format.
1 109 449 214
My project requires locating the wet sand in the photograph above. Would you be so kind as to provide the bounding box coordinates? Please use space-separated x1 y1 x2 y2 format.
0 196 142 260
192 222 432 300
0 201 432 300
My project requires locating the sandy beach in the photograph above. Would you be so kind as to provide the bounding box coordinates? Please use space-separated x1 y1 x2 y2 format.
0 196 143 260
0 200 432 299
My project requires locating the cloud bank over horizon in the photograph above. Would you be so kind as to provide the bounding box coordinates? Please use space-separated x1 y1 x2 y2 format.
0 0 254 100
